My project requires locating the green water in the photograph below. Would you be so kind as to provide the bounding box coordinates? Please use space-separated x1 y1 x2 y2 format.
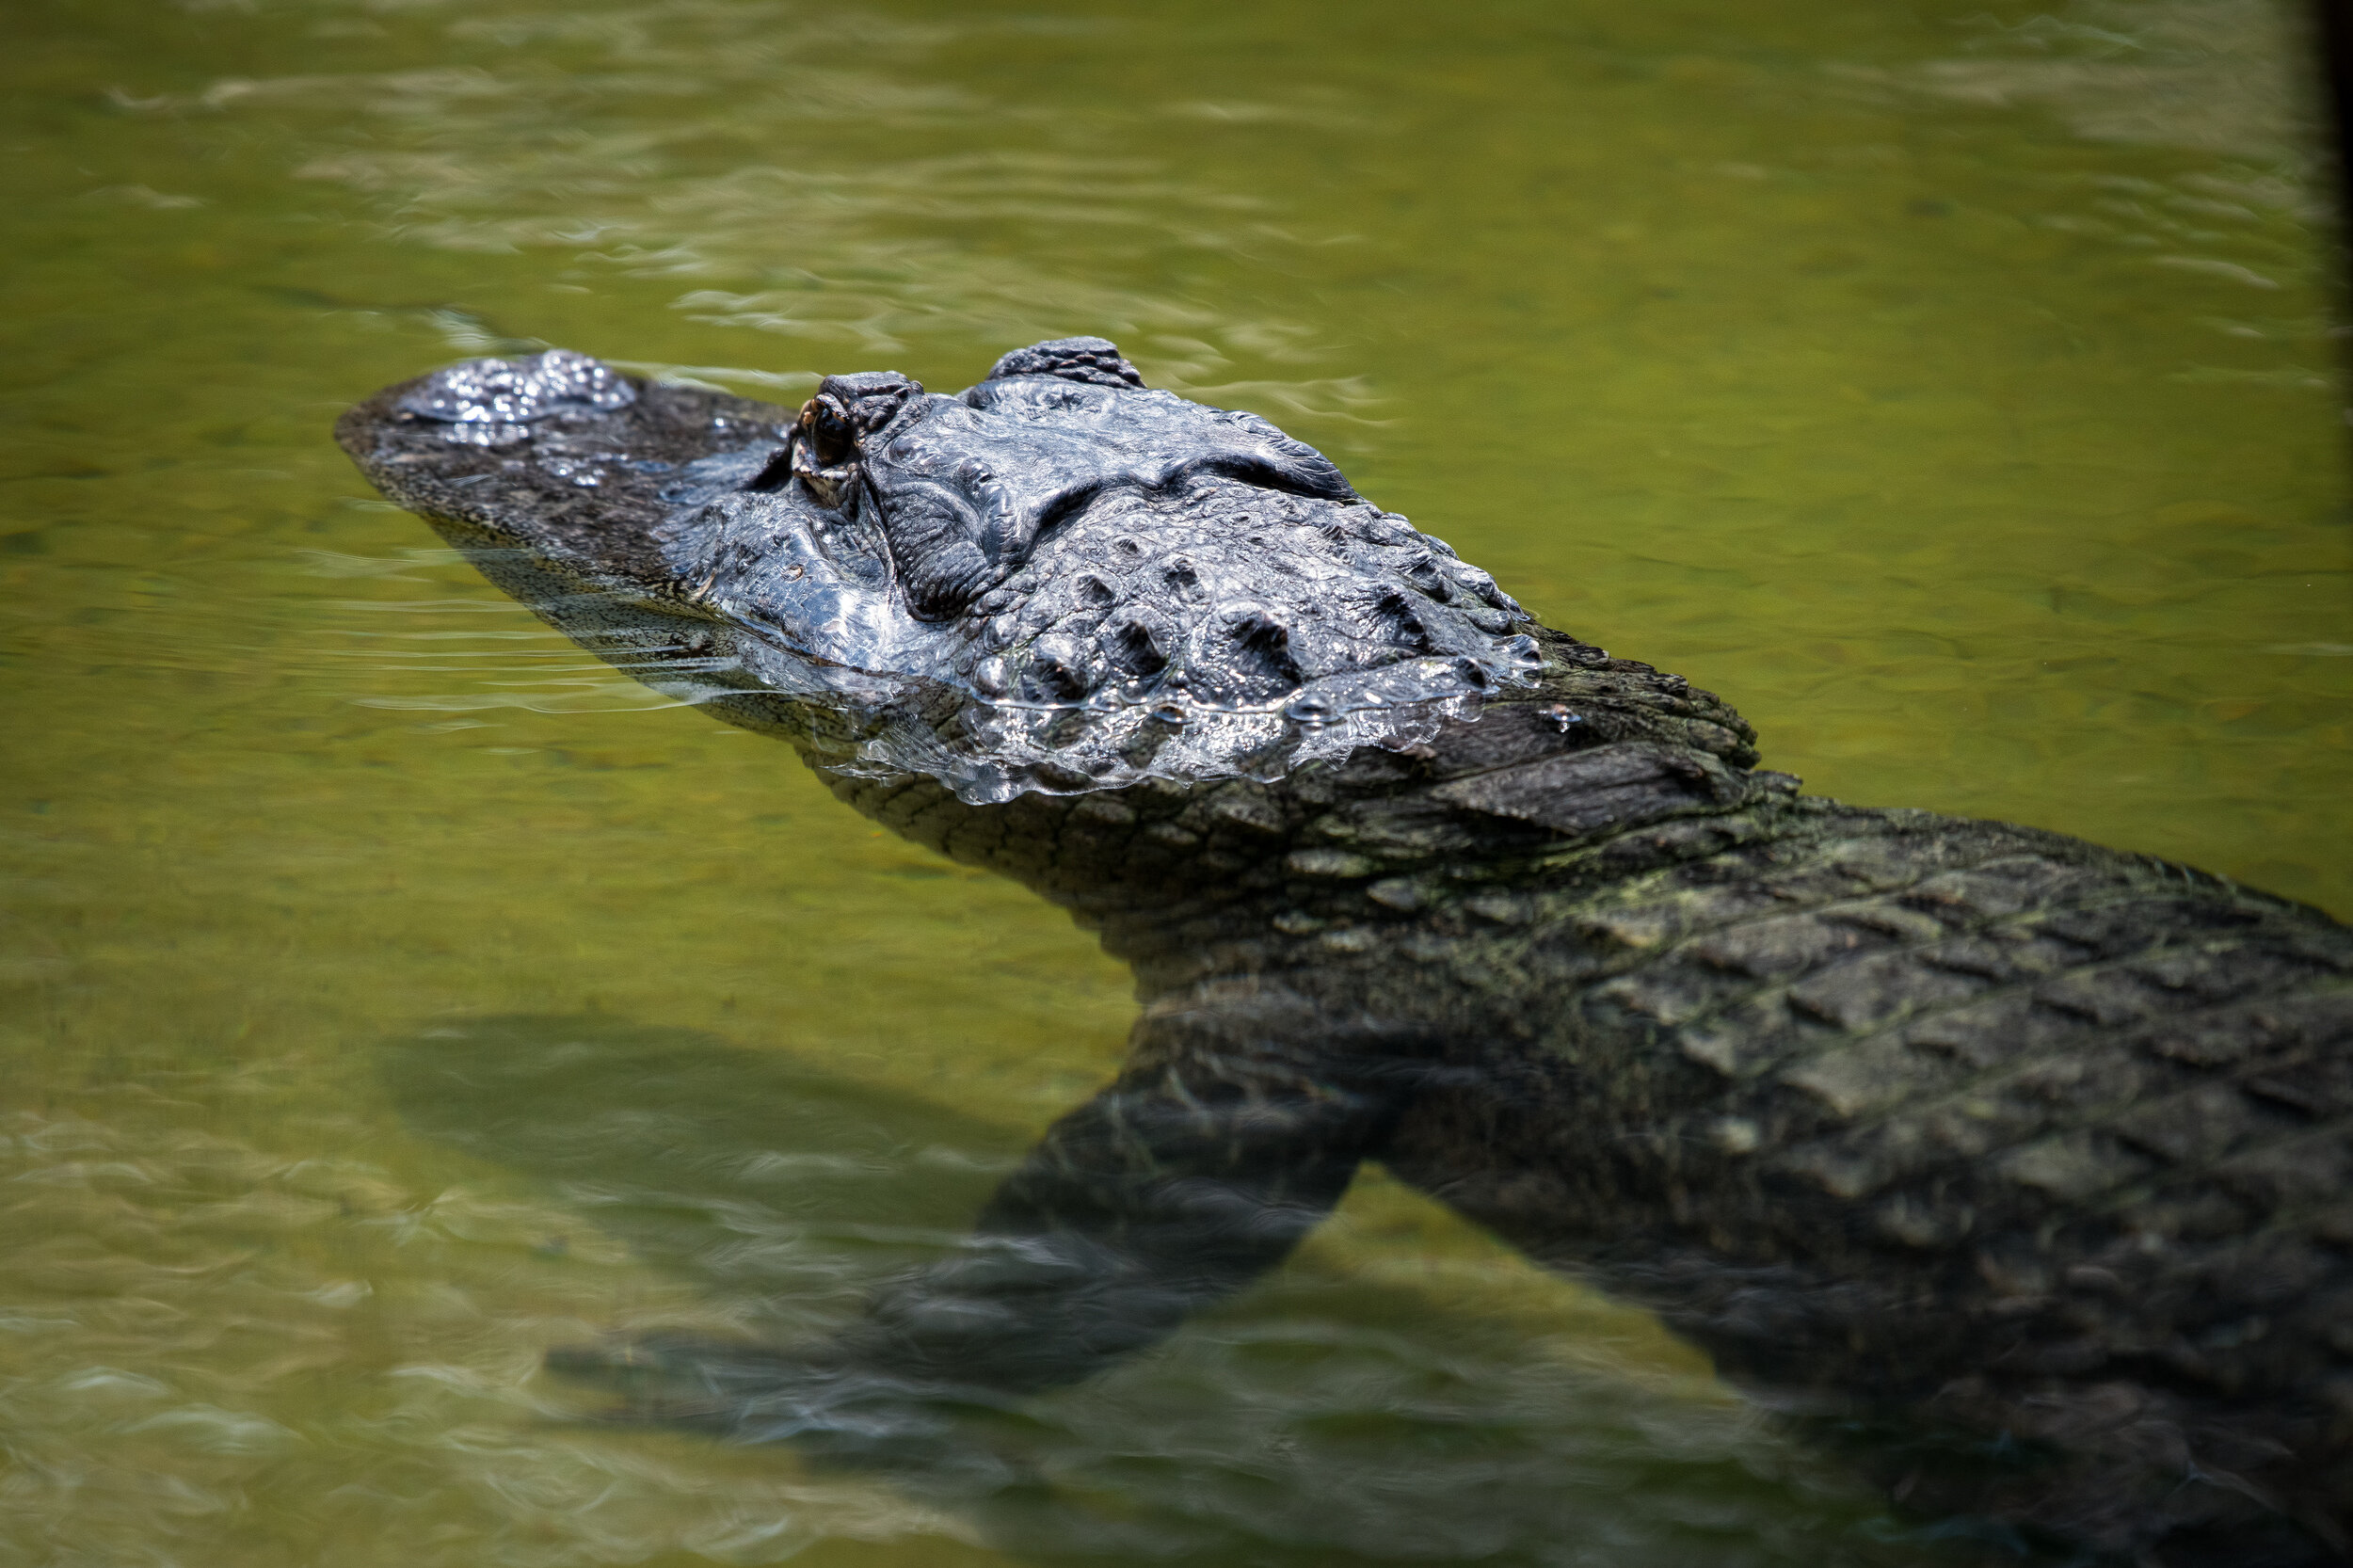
2 0 2346 1562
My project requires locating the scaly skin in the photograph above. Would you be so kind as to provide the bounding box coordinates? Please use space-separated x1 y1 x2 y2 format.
339 342 2353 1565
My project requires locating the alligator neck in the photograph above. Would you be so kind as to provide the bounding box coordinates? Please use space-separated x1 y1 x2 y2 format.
821 631 1794 998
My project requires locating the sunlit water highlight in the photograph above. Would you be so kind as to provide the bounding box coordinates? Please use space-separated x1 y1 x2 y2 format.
1 0 2346 1562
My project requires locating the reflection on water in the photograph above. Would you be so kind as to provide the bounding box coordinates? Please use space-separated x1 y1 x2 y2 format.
1 0 2347 1562
380 1018 1906 1567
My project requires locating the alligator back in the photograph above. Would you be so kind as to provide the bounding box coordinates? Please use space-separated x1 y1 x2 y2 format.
1362 795 2353 1561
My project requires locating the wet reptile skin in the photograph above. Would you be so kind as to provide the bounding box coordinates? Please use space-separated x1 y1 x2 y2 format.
339 340 2353 1565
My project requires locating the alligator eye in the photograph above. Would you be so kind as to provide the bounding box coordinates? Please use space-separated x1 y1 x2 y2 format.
799 395 858 467
781 395 862 508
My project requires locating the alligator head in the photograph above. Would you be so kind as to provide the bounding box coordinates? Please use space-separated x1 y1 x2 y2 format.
336 338 1543 802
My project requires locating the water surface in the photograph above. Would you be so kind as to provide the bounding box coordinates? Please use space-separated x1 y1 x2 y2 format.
2 0 2347 1563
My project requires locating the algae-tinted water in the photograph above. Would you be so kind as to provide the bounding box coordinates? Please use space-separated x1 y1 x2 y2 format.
0 1 2345 1563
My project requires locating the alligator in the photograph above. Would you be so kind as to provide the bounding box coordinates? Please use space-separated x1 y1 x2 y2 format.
338 340 2353 1566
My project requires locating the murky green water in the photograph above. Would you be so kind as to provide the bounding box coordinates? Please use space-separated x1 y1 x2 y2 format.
2 0 2346 1562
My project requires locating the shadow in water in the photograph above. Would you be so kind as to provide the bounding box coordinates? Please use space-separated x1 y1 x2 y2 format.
380 1016 1996 1568
382 1014 1025 1315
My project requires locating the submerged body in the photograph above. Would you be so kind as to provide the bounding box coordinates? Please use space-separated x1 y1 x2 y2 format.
340 342 2353 1564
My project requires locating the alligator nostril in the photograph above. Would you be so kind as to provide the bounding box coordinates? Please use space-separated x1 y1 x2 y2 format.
1077 574 1117 607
